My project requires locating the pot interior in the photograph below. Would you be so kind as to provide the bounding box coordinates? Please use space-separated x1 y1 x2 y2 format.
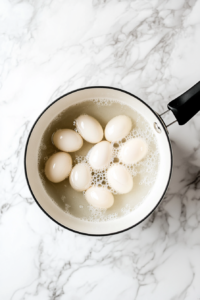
25 87 172 235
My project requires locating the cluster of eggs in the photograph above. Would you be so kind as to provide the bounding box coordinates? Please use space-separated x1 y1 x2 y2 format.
44 115 148 209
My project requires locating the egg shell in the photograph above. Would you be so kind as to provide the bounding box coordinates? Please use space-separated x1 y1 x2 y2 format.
105 115 132 142
89 141 112 170
119 137 148 164
45 152 72 183
85 187 114 209
53 129 83 152
76 115 103 143
69 163 91 192
107 165 133 194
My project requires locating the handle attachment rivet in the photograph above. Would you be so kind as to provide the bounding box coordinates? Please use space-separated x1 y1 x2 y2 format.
154 122 162 133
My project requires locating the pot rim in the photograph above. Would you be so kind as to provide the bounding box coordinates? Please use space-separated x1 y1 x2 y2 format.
24 86 173 236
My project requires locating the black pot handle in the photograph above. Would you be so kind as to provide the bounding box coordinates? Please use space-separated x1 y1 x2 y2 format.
167 81 200 125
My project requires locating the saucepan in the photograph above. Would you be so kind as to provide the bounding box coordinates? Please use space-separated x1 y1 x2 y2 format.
24 82 200 236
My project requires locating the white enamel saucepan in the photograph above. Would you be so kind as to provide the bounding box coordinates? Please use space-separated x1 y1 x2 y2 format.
24 82 200 236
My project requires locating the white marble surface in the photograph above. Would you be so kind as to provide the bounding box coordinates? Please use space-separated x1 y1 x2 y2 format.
1 0 200 299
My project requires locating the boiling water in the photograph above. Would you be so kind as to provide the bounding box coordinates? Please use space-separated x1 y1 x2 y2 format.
38 100 160 221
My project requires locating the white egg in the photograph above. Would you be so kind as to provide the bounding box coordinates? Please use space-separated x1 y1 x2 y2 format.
105 115 132 142
107 165 133 194
45 152 72 183
85 187 114 209
119 138 148 164
52 129 83 152
89 141 112 170
76 115 103 143
69 163 91 191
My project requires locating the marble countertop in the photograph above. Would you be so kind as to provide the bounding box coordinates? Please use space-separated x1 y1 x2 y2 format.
1 0 200 299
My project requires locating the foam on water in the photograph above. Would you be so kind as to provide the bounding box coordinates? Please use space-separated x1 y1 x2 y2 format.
81 205 118 222
74 117 159 195
92 98 118 106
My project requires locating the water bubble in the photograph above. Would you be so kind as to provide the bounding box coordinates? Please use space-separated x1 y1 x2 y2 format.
113 143 119 148
113 157 119 163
